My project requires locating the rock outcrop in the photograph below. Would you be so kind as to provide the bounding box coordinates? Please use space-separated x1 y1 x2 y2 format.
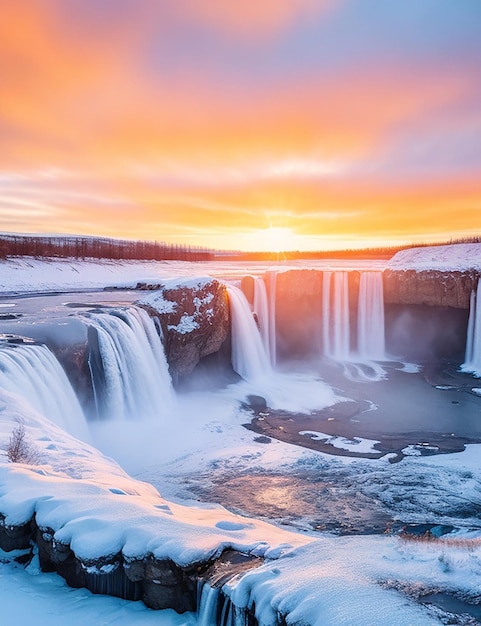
139 278 230 383
1 515 261 616
384 270 480 309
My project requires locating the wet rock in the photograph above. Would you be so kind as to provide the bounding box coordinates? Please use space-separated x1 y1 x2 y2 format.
202 550 263 588
140 279 229 384
53 340 94 413
242 395 267 414
36 524 87 588
0 514 33 551
142 577 196 612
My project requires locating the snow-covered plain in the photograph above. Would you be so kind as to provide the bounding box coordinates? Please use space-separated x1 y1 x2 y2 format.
1 253 481 624
388 243 481 272
0 256 386 295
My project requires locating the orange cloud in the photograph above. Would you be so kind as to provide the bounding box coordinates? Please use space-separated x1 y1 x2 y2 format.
0 1 480 251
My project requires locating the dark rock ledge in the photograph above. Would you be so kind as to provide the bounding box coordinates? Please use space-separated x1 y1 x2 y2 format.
0 513 261 616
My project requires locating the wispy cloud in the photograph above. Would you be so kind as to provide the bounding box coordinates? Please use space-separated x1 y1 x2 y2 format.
0 0 480 249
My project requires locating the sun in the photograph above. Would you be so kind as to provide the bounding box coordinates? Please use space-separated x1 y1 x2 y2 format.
252 226 298 254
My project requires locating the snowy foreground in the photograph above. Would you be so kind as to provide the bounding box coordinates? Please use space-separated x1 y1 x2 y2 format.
2 389 481 626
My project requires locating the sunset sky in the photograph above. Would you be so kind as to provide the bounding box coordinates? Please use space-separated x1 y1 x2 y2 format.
1 0 480 252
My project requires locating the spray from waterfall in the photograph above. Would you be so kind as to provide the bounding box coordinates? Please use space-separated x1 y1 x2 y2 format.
85 306 174 421
461 280 481 377
227 285 271 382
0 337 89 440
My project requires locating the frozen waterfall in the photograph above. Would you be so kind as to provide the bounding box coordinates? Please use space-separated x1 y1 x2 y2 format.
461 280 481 377
85 307 174 421
0 338 89 440
227 285 272 382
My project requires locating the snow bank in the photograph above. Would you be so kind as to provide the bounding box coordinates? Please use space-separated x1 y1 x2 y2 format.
388 244 481 272
227 534 481 626
0 556 194 626
3 392 481 623
0 257 212 295
0 390 310 565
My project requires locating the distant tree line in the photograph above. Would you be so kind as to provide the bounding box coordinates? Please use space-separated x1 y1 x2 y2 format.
221 235 481 262
0 233 480 262
0 235 214 262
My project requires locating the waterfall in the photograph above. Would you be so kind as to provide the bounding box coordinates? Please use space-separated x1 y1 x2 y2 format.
197 581 250 626
322 271 387 363
0 338 89 440
266 271 277 366
322 271 350 360
84 306 174 421
461 281 481 377
357 271 386 360
322 271 332 359
227 285 271 382
253 276 271 362
197 583 220 626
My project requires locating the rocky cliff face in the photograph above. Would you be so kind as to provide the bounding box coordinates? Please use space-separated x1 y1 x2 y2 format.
139 278 230 383
0 516 260 616
384 270 480 309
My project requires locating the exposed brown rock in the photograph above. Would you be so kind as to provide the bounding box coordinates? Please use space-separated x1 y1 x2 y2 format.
140 279 230 383
384 270 480 309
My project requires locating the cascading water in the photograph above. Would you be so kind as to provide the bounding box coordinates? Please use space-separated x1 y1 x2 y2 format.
253 276 271 362
322 271 350 360
461 280 481 377
321 270 387 363
85 306 174 421
266 270 277 366
357 271 386 360
197 583 220 626
0 337 89 440
197 581 250 626
227 285 271 383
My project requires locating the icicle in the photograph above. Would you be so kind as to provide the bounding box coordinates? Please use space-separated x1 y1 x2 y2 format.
227 285 272 383
0 339 89 440
461 281 481 377
357 271 386 360
85 306 174 420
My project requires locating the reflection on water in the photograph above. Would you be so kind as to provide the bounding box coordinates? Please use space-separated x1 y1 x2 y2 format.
191 473 391 535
